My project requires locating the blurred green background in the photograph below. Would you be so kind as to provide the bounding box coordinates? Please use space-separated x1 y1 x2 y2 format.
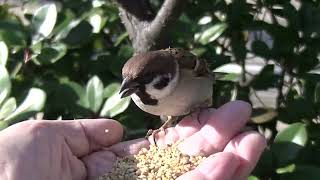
0 0 320 179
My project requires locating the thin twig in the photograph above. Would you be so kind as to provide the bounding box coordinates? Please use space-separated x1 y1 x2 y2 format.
147 0 184 41
277 60 286 108
251 88 268 108
114 0 185 52
239 59 249 87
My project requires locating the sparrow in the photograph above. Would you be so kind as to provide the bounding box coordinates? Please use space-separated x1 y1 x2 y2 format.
119 48 214 136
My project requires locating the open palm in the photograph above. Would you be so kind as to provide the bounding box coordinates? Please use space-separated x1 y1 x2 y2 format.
0 101 266 180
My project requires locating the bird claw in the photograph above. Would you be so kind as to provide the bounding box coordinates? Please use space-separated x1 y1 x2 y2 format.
145 128 166 146
145 129 154 138
145 116 178 146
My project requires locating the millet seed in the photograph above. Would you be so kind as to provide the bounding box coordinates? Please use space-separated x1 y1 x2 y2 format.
98 142 206 180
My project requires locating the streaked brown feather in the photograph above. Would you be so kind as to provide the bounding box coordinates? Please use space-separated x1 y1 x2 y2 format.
162 48 211 77
122 50 176 79
122 48 212 81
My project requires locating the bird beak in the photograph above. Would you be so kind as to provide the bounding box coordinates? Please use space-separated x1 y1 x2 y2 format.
119 77 139 98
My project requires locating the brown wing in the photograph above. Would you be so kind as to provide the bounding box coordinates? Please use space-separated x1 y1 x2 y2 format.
162 48 211 77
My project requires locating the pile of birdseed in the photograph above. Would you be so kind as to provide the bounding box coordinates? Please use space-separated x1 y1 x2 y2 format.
98 142 206 180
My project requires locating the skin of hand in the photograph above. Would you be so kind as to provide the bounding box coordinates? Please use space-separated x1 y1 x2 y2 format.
0 100 266 180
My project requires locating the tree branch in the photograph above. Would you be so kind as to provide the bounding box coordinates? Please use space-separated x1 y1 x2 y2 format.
114 0 185 53
115 0 154 21
115 0 153 43
146 0 185 43
277 60 286 109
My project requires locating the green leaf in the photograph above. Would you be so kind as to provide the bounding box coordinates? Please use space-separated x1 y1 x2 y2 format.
118 45 134 59
54 7 99 41
51 10 75 37
274 123 308 146
0 66 11 106
114 32 129 46
0 41 8 66
32 4 57 43
0 121 8 131
63 21 93 47
247 176 260 180
89 13 106 33
86 76 104 113
4 88 46 122
103 83 121 98
0 97 16 120
198 15 212 25
100 93 131 118
272 123 308 166
216 73 239 82
0 21 26 47
280 165 320 180
60 79 86 106
191 47 207 56
53 19 79 41
271 142 302 167
30 41 43 55
197 23 228 45
252 149 274 177
35 43 67 64
279 93 316 122
277 164 296 174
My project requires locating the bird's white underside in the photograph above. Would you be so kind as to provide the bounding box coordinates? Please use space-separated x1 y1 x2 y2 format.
131 66 213 116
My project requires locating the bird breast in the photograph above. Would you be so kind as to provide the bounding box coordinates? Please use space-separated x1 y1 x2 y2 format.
131 69 213 116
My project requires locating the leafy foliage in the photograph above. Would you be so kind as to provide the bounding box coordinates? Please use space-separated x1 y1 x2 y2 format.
1 0 320 179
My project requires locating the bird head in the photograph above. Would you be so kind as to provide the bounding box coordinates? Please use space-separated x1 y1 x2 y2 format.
119 50 179 100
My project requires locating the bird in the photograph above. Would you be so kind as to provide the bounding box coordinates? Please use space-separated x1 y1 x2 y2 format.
119 48 214 137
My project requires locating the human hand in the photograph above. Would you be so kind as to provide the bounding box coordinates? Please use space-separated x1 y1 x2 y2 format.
0 118 125 180
107 100 267 180
0 100 266 180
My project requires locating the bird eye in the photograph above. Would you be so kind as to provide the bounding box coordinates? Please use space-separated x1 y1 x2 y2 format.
154 76 170 90
140 74 154 84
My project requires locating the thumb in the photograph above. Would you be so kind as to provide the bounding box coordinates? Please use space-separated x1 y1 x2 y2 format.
48 119 123 157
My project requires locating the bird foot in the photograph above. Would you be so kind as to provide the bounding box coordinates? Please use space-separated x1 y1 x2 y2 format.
145 116 178 146
145 127 166 146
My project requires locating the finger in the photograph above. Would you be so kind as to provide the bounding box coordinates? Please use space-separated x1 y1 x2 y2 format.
177 152 240 180
82 150 117 180
148 127 180 146
178 100 252 156
48 119 123 157
224 131 267 180
175 111 207 138
107 138 150 157
149 109 216 147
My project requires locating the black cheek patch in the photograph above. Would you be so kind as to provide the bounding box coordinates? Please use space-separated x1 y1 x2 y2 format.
153 76 170 90
136 88 158 106
141 97 158 105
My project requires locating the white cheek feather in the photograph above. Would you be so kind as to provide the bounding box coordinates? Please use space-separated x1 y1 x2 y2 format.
145 62 179 99
131 93 142 103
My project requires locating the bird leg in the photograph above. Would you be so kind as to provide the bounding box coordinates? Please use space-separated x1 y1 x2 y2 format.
146 116 178 144
159 115 179 129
